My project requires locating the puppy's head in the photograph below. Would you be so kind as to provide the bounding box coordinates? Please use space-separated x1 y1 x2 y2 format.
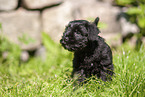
60 17 100 52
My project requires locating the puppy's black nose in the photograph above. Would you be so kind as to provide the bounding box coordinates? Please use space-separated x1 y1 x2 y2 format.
60 38 67 45
60 39 63 44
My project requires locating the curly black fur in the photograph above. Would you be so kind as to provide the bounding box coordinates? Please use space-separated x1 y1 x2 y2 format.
60 17 113 82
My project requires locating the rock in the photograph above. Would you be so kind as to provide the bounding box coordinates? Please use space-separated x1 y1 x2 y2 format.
20 51 29 62
23 0 63 9
42 1 75 42
119 13 139 42
0 0 123 49
0 8 41 50
77 0 121 34
142 37 145 47
35 46 46 61
129 36 138 48
2 51 8 59
0 0 18 11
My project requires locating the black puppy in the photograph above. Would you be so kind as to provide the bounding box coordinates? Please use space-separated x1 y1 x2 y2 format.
60 17 113 82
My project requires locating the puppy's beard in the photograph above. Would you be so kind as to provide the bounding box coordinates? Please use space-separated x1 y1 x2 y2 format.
61 41 79 51
60 32 88 51
61 40 88 52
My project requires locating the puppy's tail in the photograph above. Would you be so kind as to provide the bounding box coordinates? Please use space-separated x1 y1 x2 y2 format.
94 17 99 26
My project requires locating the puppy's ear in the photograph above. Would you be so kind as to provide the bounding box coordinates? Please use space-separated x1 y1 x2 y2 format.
87 17 100 41
94 17 99 26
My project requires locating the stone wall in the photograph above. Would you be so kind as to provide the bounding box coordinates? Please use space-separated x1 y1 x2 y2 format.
0 0 139 52
0 0 64 51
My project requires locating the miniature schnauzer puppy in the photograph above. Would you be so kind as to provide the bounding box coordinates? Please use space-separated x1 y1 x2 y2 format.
60 17 114 82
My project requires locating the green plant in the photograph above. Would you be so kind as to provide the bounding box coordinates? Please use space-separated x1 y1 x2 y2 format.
0 41 144 96
18 33 36 45
115 0 145 49
42 32 72 64
0 36 21 64
0 30 144 96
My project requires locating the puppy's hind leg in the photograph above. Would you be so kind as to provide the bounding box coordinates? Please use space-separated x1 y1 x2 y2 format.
100 70 108 81
100 65 114 81
72 69 86 86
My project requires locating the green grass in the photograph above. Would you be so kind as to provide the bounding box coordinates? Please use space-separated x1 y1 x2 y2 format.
0 34 145 97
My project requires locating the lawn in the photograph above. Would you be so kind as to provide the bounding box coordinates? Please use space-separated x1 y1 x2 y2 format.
0 34 145 97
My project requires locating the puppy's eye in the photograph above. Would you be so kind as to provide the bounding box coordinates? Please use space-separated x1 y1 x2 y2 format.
75 29 80 34
76 31 80 35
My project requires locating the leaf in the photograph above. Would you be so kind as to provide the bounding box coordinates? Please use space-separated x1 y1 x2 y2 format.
98 22 107 29
116 0 134 6
18 33 36 44
138 17 145 28
127 7 142 15
42 32 59 55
